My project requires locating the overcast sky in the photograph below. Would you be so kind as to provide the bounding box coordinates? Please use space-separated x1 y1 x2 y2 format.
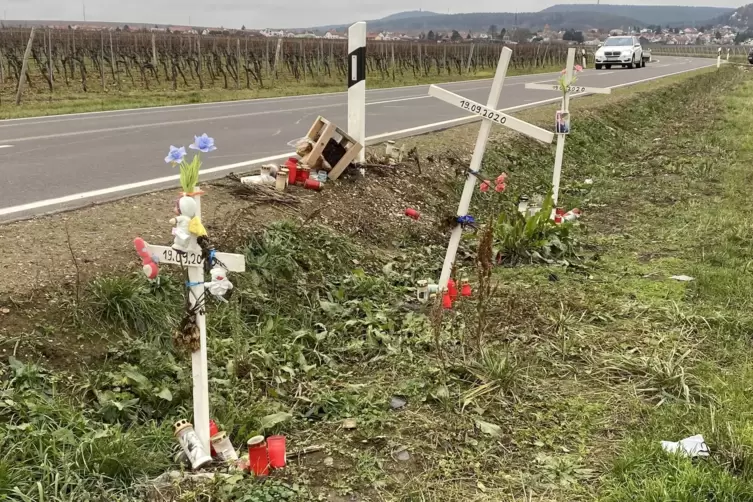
1 0 742 29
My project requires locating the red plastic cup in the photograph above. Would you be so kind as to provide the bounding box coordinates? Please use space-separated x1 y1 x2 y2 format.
286 161 298 185
247 436 269 476
442 291 453 309
461 282 472 297
404 208 420 220
267 435 286 468
448 279 458 300
209 420 219 457
304 179 322 191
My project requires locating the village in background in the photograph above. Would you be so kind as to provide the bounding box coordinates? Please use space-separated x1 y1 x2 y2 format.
3 3 753 46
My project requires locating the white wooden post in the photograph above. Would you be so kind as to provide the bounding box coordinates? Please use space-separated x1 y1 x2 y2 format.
525 48 611 207
428 47 555 291
348 22 367 162
717 47 722 68
138 188 245 455
581 48 587 69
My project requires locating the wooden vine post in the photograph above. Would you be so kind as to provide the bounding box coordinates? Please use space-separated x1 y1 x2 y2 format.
152 33 158 68
16 27 36 105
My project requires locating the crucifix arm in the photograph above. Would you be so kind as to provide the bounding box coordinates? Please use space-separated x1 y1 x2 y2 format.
428 85 555 144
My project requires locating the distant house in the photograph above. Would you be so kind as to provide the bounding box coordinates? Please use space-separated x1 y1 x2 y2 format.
170 26 197 34
323 31 344 39
260 29 285 37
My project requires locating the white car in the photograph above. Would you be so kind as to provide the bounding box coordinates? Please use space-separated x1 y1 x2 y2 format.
594 36 645 70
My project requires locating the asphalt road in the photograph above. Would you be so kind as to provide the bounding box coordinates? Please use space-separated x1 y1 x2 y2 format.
0 56 714 221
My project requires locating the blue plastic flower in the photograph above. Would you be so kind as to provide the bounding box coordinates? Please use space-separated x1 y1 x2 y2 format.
165 145 187 164
457 215 477 229
190 134 217 153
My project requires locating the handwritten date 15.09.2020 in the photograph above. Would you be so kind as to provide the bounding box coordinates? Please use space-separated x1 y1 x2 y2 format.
459 100 508 125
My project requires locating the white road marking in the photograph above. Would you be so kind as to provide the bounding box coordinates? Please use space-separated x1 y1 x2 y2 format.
0 152 295 218
0 145 13 149
0 70 566 126
1 94 431 142
0 60 715 219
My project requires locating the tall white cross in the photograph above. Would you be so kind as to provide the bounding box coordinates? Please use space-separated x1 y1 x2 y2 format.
428 47 555 292
137 189 245 455
525 48 611 206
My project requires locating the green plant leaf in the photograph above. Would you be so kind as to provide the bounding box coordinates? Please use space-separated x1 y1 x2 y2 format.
123 368 150 388
156 388 173 402
260 411 292 430
475 418 502 437
8 356 23 371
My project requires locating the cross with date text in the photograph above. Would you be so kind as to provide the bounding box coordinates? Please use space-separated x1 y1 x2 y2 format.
139 192 245 455
525 48 611 206
427 46 555 292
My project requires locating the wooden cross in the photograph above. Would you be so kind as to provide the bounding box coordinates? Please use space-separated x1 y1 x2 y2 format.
525 48 611 206
137 189 245 455
427 47 555 291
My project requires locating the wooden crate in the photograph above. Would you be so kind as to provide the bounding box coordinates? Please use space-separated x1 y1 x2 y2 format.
302 116 363 181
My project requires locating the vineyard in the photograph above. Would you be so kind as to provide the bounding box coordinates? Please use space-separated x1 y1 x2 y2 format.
0 28 573 114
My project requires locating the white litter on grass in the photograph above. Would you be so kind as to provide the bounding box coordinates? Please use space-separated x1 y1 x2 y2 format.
670 275 695 282
584 179 594 185
661 435 710 458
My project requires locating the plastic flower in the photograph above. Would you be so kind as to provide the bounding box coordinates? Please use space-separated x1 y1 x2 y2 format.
190 134 217 153
496 173 508 184
479 180 491 192
574 64 584 73
495 182 507 193
165 146 187 165
560 68 567 75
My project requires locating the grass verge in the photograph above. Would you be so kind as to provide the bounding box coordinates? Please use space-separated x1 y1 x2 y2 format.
1 65 752 501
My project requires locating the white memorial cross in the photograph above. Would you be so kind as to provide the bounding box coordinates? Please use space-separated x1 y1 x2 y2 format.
428 47 555 291
140 189 245 455
525 48 611 206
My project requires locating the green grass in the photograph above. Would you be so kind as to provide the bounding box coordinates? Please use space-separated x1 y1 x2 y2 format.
3 65 753 501
0 64 562 120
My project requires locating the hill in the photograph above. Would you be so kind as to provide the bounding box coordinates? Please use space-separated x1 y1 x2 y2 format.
378 10 439 21
543 4 735 27
311 11 643 33
711 3 753 29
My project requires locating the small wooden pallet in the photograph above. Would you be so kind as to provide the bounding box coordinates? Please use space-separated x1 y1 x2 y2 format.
302 116 363 181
